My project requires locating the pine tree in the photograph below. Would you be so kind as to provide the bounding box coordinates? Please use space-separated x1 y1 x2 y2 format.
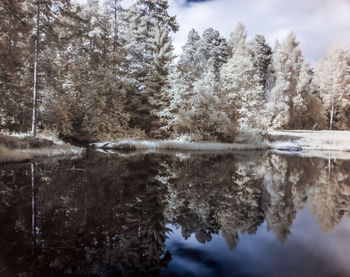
103 0 122 51
197 28 228 80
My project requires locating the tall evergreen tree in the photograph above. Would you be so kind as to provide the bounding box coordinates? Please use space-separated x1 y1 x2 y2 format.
0 0 33 131
148 24 174 138
122 0 178 135
248 34 272 90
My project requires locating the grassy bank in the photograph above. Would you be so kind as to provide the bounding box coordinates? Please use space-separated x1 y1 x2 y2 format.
0 133 84 163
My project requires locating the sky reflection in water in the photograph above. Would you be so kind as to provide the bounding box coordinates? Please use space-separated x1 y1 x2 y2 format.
164 207 350 277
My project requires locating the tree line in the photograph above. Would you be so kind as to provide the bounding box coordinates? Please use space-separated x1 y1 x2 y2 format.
1 0 350 142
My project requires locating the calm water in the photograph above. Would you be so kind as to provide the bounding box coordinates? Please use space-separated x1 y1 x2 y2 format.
0 150 350 277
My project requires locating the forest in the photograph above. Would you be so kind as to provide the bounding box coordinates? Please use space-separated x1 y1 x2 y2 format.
1 0 350 143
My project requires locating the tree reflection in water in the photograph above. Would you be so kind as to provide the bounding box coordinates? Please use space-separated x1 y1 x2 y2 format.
0 150 350 276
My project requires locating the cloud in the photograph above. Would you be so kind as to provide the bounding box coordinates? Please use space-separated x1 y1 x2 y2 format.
167 0 350 64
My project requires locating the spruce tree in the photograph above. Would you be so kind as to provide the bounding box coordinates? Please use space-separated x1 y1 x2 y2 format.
122 0 178 135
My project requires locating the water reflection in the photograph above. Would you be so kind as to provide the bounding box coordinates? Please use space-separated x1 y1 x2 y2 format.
0 151 350 276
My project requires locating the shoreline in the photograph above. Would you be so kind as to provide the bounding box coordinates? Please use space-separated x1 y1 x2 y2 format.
91 130 350 160
3 130 350 162
0 132 85 163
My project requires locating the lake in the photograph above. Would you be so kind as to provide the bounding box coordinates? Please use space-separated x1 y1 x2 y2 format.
0 149 350 277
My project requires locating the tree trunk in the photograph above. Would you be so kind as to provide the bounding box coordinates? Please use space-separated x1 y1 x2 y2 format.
32 3 40 138
329 103 334 130
113 0 117 51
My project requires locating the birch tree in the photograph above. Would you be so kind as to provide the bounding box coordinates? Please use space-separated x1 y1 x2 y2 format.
31 1 39 137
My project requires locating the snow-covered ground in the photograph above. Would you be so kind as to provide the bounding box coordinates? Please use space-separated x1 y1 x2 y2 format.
92 130 350 160
269 130 350 160
92 139 270 152
269 130 350 151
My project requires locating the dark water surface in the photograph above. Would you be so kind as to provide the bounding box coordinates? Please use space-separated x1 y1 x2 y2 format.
1 150 350 277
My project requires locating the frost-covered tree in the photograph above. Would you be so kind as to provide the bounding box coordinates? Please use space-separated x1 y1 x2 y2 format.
161 28 229 140
45 1 131 140
221 24 267 142
176 65 233 141
228 22 246 58
267 33 309 129
177 29 201 79
122 0 178 134
248 34 272 90
148 24 174 138
293 62 326 129
197 28 228 79
0 0 81 135
314 44 350 130
103 0 122 50
80 3 130 140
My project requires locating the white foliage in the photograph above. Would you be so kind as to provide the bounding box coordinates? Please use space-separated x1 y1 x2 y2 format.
161 28 231 141
314 44 350 129
267 33 307 129
221 29 267 142
228 22 247 57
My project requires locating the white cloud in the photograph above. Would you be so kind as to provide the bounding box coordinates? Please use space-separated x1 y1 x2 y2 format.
75 0 350 64
168 0 350 64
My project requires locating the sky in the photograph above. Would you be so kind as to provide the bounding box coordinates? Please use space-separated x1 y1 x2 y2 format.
168 0 350 64
80 0 350 65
